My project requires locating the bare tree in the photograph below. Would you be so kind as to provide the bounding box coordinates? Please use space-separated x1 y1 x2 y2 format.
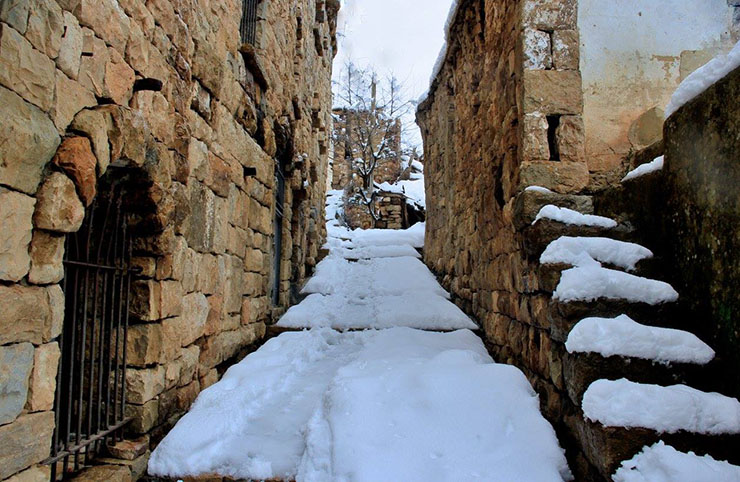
333 61 414 225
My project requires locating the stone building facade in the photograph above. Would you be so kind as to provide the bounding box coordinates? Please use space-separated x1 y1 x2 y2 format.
418 0 739 478
0 0 337 480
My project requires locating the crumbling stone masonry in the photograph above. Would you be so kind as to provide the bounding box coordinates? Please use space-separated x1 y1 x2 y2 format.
418 0 739 479
0 0 337 479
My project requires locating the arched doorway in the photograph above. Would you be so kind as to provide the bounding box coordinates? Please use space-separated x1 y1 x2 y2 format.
50 168 138 479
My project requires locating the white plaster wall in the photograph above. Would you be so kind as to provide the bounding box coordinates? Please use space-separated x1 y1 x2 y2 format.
579 0 734 182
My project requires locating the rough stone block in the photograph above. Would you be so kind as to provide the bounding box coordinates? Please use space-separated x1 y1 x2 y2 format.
523 69 583 115
126 319 179 367
0 284 63 345
180 292 210 347
0 343 34 425
51 136 97 206
52 70 97 134
0 0 29 34
552 30 579 71
5 465 50 482
124 399 158 434
522 28 552 70
521 113 550 162
73 0 131 54
126 365 165 404
33 172 85 233
106 435 148 461
519 160 590 194
0 86 60 194
185 182 216 252
26 342 60 412
522 0 578 30
0 188 35 282
25 0 63 59
57 12 83 79
77 30 109 98
0 412 55 480
556 115 586 163
0 23 56 112
69 464 132 482
513 189 593 229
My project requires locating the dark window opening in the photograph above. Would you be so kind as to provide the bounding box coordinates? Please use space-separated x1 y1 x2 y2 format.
47 169 136 480
272 160 286 306
240 0 259 46
547 115 561 161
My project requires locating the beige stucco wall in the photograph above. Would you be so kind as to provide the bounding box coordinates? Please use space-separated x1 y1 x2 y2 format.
579 0 736 188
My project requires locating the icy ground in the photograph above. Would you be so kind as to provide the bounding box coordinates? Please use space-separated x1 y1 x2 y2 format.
148 191 571 481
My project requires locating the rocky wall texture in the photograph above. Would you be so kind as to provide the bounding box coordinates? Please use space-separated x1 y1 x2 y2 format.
0 0 337 479
418 0 599 477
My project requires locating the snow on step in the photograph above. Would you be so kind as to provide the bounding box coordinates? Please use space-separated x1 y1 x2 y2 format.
332 244 421 260
622 156 664 183
149 328 570 481
277 292 477 331
533 205 618 228
583 379 740 435
301 256 449 299
541 236 653 271
613 441 740 482
297 329 572 482
554 265 678 304
349 221 426 248
566 315 715 365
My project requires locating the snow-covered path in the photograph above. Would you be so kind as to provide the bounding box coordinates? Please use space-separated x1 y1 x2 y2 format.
148 191 571 481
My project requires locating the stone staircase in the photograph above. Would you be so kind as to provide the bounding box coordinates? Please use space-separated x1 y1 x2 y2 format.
519 171 740 479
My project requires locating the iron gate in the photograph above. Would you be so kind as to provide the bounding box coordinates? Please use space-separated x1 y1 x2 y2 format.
240 0 259 45
272 161 286 305
47 177 135 479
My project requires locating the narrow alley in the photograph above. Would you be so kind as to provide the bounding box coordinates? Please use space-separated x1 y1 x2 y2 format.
147 191 572 480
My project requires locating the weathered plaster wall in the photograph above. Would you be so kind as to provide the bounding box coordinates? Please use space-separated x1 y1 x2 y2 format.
579 0 735 189
0 0 337 479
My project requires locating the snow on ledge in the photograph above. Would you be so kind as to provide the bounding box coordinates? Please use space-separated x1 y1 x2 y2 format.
565 315 715 365
613 441 740 482
665 40 740 119
533 205 618 229
622 156 665 183
525 185 555 194
583 379 740 435
554 265 678 304
541 236 653 272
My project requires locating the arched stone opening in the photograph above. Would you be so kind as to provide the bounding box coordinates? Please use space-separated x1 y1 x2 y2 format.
37 106 167 479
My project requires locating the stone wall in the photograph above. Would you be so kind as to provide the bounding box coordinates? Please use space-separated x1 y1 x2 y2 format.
417 0 597 476
0 0 337 479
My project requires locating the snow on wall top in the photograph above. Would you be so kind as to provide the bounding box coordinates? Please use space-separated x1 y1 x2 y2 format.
665 40 740 118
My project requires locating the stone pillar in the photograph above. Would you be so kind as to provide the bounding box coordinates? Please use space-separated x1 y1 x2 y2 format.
518 0 589 194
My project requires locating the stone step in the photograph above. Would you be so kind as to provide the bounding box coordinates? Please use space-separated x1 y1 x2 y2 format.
565 410 740 480
524 218 634 257
562 351 712 407
550 299 680 342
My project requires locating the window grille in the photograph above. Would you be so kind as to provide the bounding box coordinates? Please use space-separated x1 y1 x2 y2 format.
240 0 259 45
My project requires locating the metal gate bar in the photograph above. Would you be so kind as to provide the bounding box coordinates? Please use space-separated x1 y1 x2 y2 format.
47 182 134 480
272 161 286 305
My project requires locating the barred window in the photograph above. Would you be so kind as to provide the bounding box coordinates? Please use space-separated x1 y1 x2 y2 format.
240 0 259 45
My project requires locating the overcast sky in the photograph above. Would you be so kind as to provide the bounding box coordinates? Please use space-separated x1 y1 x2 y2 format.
332 0 453 147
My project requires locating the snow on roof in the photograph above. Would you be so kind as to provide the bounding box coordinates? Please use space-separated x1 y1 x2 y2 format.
583 378 740 435
622 156 664 183
613 441 740 482
665 40 740 118
565 314 715 365
540 236 653 272
554 265 679 304
418 0 462 105
534 205 618 229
